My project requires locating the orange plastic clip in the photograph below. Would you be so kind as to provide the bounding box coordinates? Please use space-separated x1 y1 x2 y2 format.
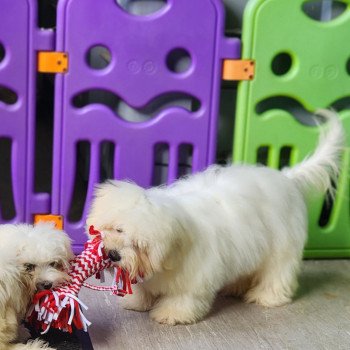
37 52 68 73
34 214 64 230
222 59 255 81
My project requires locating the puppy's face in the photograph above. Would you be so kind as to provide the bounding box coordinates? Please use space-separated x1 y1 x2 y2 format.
16 223 74 292
102 226 151 280
20 259 69 291
87 181 183 280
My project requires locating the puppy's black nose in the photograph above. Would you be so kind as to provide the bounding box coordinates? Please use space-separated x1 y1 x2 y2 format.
108 250 121 262
37 281 53 290
43 282 53 290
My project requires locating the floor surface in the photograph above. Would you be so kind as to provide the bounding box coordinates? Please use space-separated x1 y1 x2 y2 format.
79 260 350 350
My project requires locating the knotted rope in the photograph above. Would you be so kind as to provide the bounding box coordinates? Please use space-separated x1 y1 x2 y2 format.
27 226 133 334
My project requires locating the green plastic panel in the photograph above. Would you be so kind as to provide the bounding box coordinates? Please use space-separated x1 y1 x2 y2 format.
234 0 350 258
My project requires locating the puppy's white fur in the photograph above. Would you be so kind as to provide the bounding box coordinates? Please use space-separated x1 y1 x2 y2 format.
0 222 73 349
87 110 344 325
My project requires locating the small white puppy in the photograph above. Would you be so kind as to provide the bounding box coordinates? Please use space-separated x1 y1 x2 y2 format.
87 110 344 325
0 222 73 349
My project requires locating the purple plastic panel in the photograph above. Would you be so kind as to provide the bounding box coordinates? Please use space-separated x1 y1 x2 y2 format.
53 0 240 251
0 1 54 224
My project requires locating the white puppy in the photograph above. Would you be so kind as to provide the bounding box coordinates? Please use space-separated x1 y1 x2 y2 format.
87 110 344 325
0 222 73 349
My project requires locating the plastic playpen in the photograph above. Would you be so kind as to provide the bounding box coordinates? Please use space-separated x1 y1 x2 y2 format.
0 0 349 256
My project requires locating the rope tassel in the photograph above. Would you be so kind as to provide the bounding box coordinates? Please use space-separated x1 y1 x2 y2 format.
27 226 134 333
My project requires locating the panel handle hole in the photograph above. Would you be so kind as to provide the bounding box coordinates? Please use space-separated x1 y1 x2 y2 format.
86 45 112 70
271 52 293 76
346 58 350 75
0 86 18 105
302 1 347 22
116 0 167 16
0 43 5 64
166 48 192 74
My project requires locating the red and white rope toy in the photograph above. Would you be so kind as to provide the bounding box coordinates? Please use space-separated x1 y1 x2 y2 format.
27 226 133 334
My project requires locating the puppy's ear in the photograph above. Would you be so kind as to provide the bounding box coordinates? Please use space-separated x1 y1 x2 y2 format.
132 239 153 278
150 216 189 273
0 249 18 280
161 240 182 271
138 237 181 274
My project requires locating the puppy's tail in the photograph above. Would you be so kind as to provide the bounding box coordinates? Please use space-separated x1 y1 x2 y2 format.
283 109 345 196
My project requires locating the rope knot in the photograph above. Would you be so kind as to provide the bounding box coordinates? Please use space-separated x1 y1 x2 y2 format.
27 226 134 333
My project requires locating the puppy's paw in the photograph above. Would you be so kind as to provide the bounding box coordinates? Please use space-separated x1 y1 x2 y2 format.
245 288 291 307
121 286 154 312
150 307 199 325
150 302 199 325
150 293 213 325
121 294 152 312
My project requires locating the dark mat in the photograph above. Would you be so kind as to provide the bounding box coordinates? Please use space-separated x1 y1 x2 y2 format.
28 325 94 350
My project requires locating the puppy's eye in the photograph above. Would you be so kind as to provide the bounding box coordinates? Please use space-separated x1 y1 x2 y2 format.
116 228 123 233
49 261 63 269
24 263 36 272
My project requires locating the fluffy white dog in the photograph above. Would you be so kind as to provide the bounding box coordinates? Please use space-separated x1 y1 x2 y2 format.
87 110 344 325
0 222 73 349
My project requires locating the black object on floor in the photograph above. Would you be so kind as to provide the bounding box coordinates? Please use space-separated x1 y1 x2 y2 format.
74 328 94 350
28 324 94 350
40 329 80 350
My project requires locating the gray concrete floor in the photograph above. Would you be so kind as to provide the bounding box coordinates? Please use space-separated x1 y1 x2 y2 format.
80 260 350 350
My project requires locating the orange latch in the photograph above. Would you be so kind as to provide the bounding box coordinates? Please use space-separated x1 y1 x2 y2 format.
37 52 68 73
34 214 64 230
222 59 255 81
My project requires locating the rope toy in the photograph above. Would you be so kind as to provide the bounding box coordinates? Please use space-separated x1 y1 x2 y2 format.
27 226 133 334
